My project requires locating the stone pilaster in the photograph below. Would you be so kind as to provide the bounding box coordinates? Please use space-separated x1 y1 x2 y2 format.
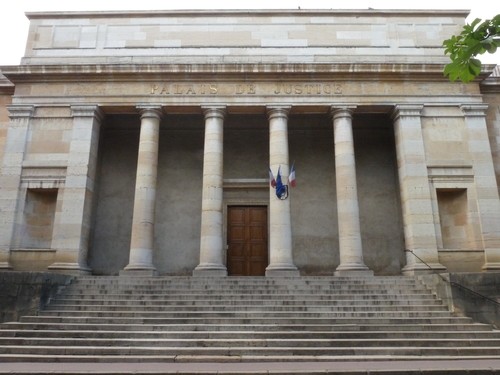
0 105 35 269
392 104 446 274
331 106 372 276
266 106 299 277
461 104 500 271
49 105 104 275
123 106 163 276
193 106 227 276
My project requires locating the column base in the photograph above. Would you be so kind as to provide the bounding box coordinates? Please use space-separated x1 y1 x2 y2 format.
265 264 300 277
121 263 157 276
193 264 227 277
482 262 500 271
334 262 373 276
47 262 92 275
120 269 157 277
402 262 447 275
0 262 12 270
334 269 374 277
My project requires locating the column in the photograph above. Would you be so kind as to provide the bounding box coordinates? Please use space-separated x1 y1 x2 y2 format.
122 105 163 276
461 104 500 270
49 105 104 274
392 104 446 274
331 106 372 276
0 105 35 269
193 106 227 276
266 106 299 277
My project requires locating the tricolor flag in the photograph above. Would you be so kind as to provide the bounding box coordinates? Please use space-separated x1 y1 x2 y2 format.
275 166 288 199
269 167 276 188
288 162 296 188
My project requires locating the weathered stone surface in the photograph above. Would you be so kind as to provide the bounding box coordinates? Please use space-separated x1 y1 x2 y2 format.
0 272 73 323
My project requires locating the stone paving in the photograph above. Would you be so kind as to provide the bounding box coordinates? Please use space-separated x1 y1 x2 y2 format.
2 359 500 374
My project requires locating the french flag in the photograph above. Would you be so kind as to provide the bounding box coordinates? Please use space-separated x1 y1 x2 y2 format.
269 167 276 188
288 162 296 188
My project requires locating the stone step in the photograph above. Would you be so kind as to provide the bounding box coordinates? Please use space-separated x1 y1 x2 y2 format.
70 286 425 292
73 276 419 283
3 275 497 365
43 304 448 312
1 329 498 340
57 293 437 301
2 353 500 365
38 310 455 318
19 315 473 325
3 322 490 332
1 345 500 357
3 337 500 348
64 285 430 292
51 297 443 306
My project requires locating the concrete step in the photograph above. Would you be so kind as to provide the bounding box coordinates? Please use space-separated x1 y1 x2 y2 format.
37 310 455 318
50 297 444 306
57 293 438 301
1 329 498 340
43 303 448 312
4 336 500 348
18 315 475 325
1 345 500 357
2 322 491 332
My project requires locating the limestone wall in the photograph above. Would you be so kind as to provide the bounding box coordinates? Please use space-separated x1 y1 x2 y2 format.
0 75 13 172
22 9 467 65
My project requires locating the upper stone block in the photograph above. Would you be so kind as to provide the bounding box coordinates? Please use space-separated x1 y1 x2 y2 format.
21 9 468 65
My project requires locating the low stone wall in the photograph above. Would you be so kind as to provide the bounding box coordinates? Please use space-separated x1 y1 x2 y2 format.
419 272 500 329
449 272 500 329
0 272 73 323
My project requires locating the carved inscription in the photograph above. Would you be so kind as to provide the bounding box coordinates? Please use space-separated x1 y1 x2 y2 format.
150 82 342 96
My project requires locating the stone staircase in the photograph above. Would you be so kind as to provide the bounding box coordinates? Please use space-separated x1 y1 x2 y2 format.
1 276 500 363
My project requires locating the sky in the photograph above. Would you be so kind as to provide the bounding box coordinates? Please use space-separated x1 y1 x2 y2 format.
0 0 499 66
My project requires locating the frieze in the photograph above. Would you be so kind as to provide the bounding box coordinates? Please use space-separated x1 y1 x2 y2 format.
150 82 343 96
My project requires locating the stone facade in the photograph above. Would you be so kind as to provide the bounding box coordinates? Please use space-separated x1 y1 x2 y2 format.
0 9 499 276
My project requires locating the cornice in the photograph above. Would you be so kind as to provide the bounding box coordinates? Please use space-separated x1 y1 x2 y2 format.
25 9 470 19
1 63 495 84
0 73 14 95
480 77 500 94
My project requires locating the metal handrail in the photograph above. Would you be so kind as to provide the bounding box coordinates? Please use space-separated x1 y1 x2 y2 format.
406 249 500 307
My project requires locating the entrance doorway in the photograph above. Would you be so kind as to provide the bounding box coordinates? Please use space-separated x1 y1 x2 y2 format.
227 206 268 276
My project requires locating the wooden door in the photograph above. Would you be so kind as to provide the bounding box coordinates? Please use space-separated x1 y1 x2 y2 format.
227 206 268 276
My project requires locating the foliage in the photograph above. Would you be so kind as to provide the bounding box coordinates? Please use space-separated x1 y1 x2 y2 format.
443 14 500 82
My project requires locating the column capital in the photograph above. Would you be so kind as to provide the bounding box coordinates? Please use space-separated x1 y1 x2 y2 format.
7 105 35 119
136 105 163 121
71 105 105 122
201 105 226 120
330 105 357 120
391 104 424 122
267 105 291 120
461 104 489 117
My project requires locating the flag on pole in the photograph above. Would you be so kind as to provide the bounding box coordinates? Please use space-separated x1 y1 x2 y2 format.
275 166 288 199
288 162 296 188
269 167 276 188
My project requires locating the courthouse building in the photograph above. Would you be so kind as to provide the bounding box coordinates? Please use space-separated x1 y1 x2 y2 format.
0 9 499 277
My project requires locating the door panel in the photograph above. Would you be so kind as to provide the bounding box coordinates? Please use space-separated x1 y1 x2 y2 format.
227 206 268 276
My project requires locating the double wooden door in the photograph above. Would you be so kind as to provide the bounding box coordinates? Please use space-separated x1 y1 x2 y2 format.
227 206 268 276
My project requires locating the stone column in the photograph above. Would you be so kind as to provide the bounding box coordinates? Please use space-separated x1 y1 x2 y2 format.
123 106 163 276
0 105 35 269
193 106 227 276
266 106 299 277
331 106 372 275
50 105 104 274
461 104 500 270
392 104 446 274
